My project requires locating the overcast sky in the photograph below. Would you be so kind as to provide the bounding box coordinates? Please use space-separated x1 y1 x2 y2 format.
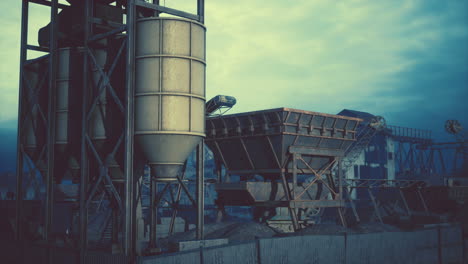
0 0 467 141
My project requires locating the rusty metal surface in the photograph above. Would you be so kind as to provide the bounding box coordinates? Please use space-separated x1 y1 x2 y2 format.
206 108 361 175
215 182 333 207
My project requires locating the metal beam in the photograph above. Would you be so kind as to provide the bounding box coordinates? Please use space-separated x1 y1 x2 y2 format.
26 44 49 52
196 140 205 240
15 0 29 242
124 0 136 257
149 177 158 248
289 200 344 208
197 0 205 23
79 0 91 262
44 0 58 244
289 146 344 157
135 0 199 21
28 0 68 9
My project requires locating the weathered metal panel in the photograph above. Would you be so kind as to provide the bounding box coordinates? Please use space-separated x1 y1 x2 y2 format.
346 230 440 264
259 235 345 264
141 250 201 264
206 108 360 178
203 242 257 264
346 232 412 264
440 225 463 264
402 229 438 264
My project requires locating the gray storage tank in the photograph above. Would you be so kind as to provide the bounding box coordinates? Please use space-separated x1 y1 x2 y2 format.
135 17 206 181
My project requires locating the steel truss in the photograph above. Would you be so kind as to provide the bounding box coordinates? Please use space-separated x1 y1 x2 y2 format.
342 178 430 224
16 0 206 262
215 148 346 231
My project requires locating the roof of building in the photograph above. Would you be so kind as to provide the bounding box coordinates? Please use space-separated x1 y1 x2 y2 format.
338 109 376 123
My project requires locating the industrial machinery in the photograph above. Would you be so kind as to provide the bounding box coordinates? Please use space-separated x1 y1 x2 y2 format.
205 95 237 116
206 108 361 230
15 0 207 261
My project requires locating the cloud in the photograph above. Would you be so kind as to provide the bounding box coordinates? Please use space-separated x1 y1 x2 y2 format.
0 2 50 121
0 0 466 141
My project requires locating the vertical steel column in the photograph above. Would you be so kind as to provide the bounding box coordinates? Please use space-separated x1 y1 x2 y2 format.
197 0 205 23
292 154 297 199
45 0 58 243
149 177 157 248
15 0 29 242
80 1 92 262
337 159 347 227
280 169 299 231
196 140 205 240
124 0 137 257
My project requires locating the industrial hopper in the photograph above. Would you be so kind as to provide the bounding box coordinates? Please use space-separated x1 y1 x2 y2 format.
206 108 362 228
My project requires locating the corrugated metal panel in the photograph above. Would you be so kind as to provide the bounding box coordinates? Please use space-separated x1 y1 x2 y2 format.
346 232 412 264
259 235 344 264
203 242 257 264
440 225 463 264
402 229 438 264
141 250 201 264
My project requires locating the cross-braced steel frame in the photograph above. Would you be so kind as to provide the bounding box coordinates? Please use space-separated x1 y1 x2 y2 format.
342 178 429 224
16 0 206 262
215 146 346 231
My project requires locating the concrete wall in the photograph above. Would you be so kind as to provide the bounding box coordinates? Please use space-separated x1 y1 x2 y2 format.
139 224 464 264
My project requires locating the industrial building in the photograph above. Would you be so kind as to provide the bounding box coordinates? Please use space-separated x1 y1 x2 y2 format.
0 0 467 263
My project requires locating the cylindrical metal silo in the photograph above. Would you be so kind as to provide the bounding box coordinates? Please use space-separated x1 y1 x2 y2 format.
135 17 206 181
56 47 84 180
23 56 49 173
23 59 41 158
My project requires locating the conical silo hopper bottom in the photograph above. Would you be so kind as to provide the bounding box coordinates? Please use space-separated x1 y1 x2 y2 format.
149 163 184 182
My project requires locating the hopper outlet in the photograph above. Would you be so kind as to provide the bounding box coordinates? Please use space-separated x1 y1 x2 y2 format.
134 17 206 181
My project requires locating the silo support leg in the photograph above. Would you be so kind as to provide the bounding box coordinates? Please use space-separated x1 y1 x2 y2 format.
196 141 205 240
279 171 299 231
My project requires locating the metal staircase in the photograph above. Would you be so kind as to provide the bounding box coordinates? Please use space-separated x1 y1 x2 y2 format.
336 115 386 176
341 126 378 173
